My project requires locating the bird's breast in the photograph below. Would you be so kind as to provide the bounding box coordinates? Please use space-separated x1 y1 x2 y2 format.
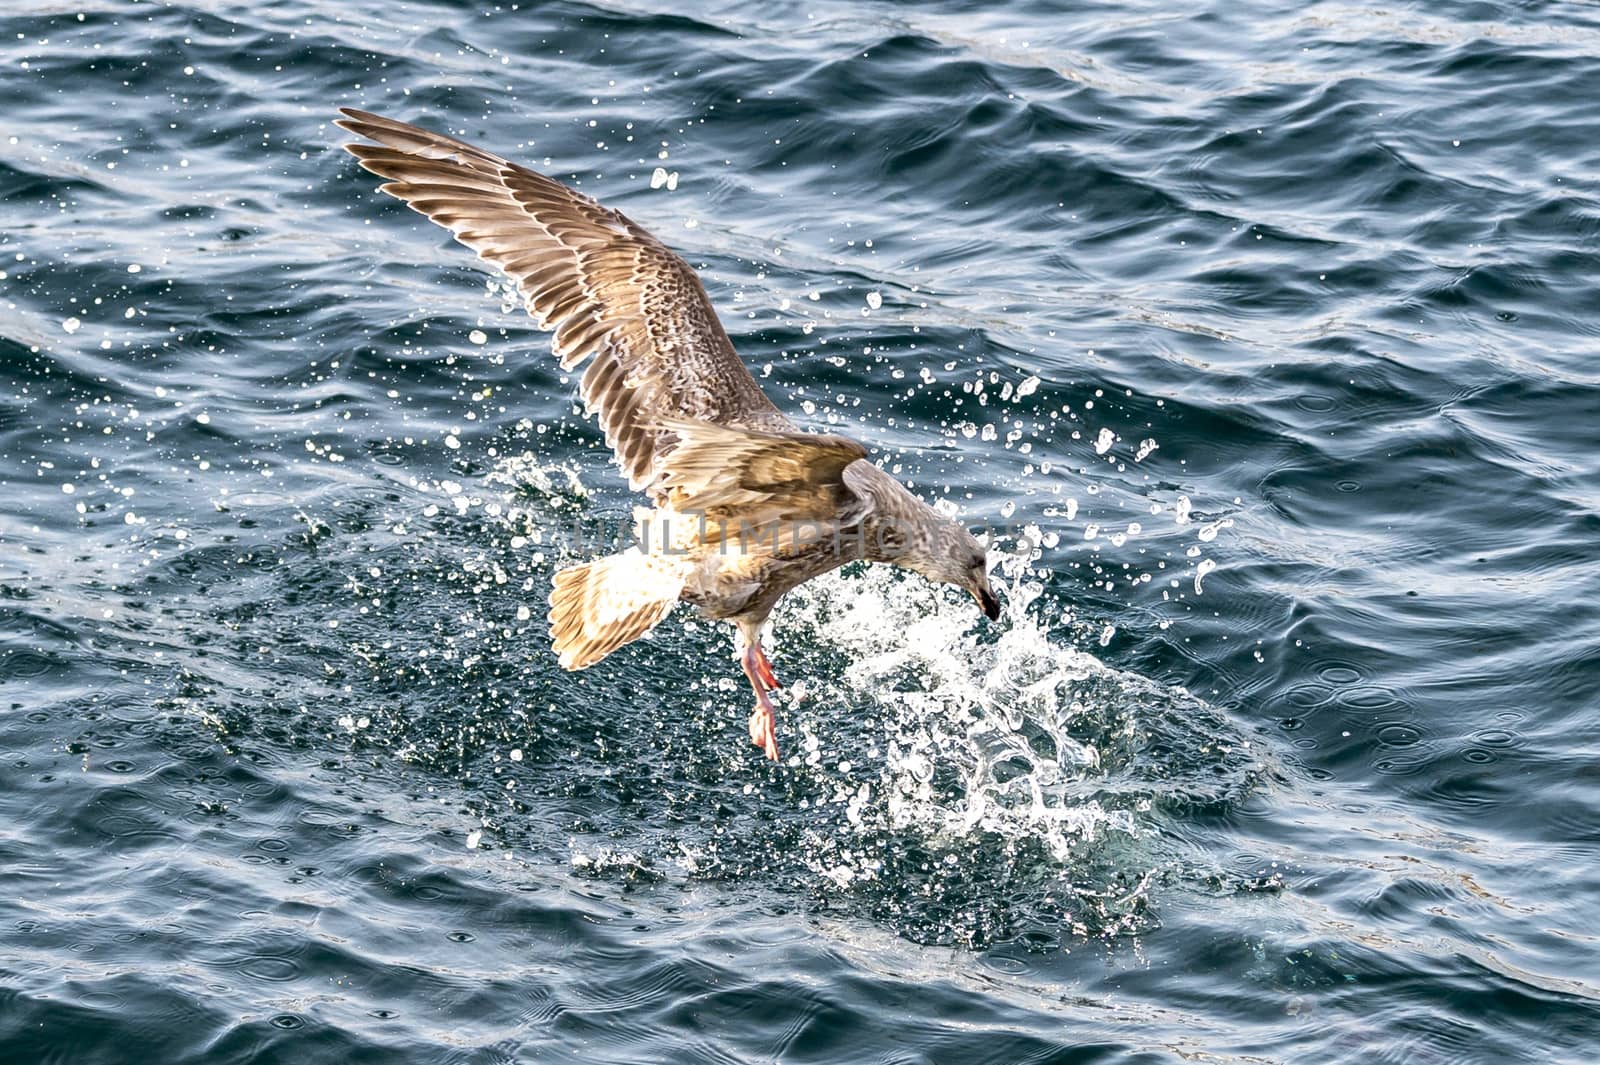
680 540 851 621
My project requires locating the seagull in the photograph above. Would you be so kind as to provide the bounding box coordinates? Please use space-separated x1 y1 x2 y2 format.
336 108 999 761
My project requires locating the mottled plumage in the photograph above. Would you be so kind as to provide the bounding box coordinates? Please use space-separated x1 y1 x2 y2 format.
337 108 998 760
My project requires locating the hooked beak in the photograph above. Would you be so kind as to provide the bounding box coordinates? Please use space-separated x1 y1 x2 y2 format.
971 575 1001 622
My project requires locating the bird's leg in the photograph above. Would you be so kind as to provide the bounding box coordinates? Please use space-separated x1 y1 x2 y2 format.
748 641 780 691
740 642 781 761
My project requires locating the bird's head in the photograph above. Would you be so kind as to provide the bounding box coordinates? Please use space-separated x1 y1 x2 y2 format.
894 517 1000 622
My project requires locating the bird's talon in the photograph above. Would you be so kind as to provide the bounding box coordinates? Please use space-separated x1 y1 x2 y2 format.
748 702 780 761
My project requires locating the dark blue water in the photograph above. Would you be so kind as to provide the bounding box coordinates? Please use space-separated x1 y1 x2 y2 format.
4 1 1599 1061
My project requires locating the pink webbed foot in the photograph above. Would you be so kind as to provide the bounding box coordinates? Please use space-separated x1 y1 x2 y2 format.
748 692 780 761
741 643 782 761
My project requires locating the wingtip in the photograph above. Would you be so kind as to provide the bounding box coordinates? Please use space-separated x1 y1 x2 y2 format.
333 107 379 141
334 109 369 151
336 105 383 126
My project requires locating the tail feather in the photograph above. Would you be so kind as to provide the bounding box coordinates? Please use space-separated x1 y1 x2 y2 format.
548 549 686 670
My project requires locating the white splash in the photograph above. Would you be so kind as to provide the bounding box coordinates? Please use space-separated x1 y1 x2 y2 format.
484 452 589 500
775 540 1143 870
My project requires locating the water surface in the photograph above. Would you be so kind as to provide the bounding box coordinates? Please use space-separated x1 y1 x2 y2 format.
3 1 1599 1061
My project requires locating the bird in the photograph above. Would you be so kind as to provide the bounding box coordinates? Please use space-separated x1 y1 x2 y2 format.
335 108 999 761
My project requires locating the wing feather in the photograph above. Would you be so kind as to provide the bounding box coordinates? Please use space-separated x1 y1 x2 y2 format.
654 419 869 547
336 107 789 494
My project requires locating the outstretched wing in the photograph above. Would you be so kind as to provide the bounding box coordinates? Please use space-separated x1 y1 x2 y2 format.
654 419 869 546
335 107 790 494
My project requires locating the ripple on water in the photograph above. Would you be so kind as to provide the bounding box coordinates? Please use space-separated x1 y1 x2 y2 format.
1337 685 1406 713
92 813 182 848
1316 662 1365 685
1376 723 1424 747
1471 728 1520 748
1373 754 1434 777
78 991 126 1010
980 953 1031 975
214 929 308 986
1 649 57 679
236 955 301 983
1282 683 1338 709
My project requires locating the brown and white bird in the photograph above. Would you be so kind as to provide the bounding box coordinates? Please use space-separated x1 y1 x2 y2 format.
336 108 999 760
